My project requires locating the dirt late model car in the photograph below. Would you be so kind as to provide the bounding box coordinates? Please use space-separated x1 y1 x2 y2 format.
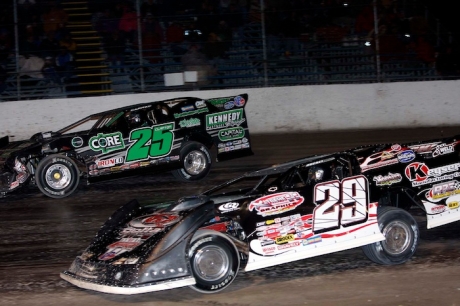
61 133 460 295
0 94 253 199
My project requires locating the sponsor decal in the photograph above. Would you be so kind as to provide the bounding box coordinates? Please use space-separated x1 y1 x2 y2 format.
206 109 245 131
207 97 228 108
218 202 240 213
360 145 402 172
373 172 402 186
233 96 246 107
108 237 142 250
249 192 304 217
218 127 245 141
409 142 440 154
405 162 460 187
425 181 460 201
181 105 195 112
128 213 182 228
275 234 295 244
397 150 415 163
96 156 124 169
431 205 446 214
119 227 161 239
448 201 459 209
179 118 200 128
433 141 458 157
224 101 234 110
130 105 150 111
98 247 126 261
195 100 206 108
302 235 322 246
277 241 301 250
173 107 209 118
89 132 125 154
71 137 84 148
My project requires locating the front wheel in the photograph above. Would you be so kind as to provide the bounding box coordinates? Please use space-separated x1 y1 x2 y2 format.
172 141 212 182
362 206 419 265
189 234 239 293
35 155 80 198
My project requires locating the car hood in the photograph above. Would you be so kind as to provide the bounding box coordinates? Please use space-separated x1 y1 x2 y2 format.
0 136 39 167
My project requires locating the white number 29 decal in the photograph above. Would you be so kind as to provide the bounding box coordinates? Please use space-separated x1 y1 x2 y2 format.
313 175 369 233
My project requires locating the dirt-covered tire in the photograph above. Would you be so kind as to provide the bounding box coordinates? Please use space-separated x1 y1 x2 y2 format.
172 141 212 182
189 233 239 293
35 155 80 198
362 206 419 265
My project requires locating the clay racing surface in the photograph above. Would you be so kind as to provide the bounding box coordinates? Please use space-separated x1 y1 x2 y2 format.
1 127 460 306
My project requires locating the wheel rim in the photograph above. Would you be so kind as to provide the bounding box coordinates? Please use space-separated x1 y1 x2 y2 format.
382 220 412 255
184 150 207 175
193 245 229 282
44 164 72 190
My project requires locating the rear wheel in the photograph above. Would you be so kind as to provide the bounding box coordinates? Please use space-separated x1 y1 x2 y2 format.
362 206 419 265
35 155 80 198
189 233 239 293
172 142 211 182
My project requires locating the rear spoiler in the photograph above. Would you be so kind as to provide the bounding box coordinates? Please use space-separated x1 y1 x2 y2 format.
0 136 8 149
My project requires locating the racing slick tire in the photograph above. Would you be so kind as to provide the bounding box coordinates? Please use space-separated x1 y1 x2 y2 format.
362 206 419 265
172 141 212 182
35 155 80 199
189 231 239 293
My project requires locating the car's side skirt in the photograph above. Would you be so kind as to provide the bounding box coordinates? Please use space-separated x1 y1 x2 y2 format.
244 225 384 272
60 272 195 295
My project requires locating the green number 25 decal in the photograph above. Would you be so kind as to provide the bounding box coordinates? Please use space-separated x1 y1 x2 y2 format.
126 123 175 162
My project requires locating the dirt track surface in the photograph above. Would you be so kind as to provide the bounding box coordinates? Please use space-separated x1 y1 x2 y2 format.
1 126 460 306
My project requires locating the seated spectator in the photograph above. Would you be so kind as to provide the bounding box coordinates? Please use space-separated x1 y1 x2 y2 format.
436 45 460 77
19 35 41 58
104 30 126 69
42 56 60 84
181 44 216 85
55 47 74 81
94 9 119 40
18 54 44 79
166 22 187 62
42 4 68 34
412 36 436 66
118 5 138 44
59 33 77 54
202 32 226 64
39 31 60 59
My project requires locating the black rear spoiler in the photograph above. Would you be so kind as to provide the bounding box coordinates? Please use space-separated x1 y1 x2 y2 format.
0 136 8 149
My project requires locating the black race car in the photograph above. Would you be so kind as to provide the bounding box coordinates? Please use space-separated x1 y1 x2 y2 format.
0 94 253 198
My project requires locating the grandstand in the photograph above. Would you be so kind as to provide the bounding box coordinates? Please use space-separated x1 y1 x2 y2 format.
0 0 458 101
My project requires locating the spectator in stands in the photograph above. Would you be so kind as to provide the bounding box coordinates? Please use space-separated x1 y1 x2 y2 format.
18 54 44 79
104 30 126 70
166 22 187 63
436 44 460 78
42 4 68 35
412 36 436 66
215 20 232 53
94 9 119 40
0 29 12 65
141 14 163 64
39 31 60 59
59 33 77 55
118 4 138 44
181 44 216 85
0 64 7 93
203 32 226 64
141 0 159 18
55 47 74 82
355 5 374 37
42 56 61 84
19 35 41 58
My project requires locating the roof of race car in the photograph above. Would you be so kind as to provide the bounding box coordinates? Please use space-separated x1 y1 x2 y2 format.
245 154 334 177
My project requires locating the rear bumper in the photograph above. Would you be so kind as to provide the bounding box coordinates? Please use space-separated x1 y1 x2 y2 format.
60 271 195 295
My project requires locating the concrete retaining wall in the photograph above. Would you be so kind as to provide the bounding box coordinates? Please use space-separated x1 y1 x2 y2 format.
1 80 459 141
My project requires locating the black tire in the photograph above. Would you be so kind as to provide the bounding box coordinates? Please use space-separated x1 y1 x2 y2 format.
35 155 80 198
189 234 239 293
172 141 211 182
362 206 419 265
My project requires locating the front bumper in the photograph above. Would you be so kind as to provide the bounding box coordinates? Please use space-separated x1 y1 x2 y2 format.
60 271 195 295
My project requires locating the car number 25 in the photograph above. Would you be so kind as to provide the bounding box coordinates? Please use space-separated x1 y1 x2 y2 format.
313 175 369 232
126 123 175 162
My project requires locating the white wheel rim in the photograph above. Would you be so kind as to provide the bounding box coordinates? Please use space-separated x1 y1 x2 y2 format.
193 245 229 282
184 150 207 175
382 220 412 255
45 164 72 190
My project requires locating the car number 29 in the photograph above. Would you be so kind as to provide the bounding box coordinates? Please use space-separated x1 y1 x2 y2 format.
313 175 369 232
126 123 175 162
